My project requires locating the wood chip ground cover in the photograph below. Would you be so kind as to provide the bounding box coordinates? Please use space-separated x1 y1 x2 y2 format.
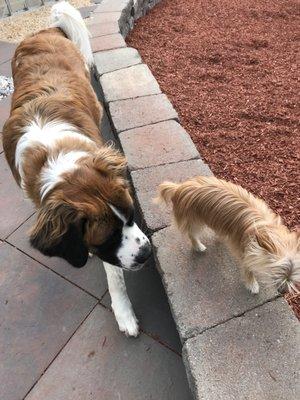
127 0 300 317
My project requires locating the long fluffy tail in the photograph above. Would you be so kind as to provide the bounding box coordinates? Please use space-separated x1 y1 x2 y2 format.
51 1 93 66
156 181 180 204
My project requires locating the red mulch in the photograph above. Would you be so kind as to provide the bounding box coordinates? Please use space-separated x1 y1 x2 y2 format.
127 0 300 317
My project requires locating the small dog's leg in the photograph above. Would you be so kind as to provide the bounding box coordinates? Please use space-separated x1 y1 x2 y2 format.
88 252 94 258
103 262 139 337
242 269 260 294
189 233 207 252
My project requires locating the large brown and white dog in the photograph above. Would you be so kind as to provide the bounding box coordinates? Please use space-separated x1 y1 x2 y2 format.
3 1 151 337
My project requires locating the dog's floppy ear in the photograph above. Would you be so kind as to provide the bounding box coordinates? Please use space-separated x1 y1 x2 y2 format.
93 146 127 176
255 230 277 254
30 203 88 268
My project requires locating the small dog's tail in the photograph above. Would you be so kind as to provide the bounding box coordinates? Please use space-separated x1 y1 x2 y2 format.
51 1 93 66
156 181 180 204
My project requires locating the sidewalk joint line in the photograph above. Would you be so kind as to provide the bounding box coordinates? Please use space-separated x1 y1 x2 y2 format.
105 91 171 105
98 303 182 357
183 294 281 343
22 302 99 400
4 240 105 302
4 211 36 241
128 155 200 173
97 60 142 77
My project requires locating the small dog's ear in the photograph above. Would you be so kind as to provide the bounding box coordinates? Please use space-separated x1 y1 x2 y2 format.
255 230 277 254
30 203 88 268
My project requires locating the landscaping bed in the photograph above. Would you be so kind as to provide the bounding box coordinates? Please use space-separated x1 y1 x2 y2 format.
127 0 300 316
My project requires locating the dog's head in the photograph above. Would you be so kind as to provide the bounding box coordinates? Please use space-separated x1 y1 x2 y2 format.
248 226 300 294
30 148 151 270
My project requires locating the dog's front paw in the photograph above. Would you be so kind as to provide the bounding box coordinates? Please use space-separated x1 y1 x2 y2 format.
245 279 260 295
192 239 207 253
112 305 139 337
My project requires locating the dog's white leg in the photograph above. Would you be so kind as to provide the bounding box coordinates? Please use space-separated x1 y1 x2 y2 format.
88 252 94 258
241 269 260 294
103 262 139 337
188 233 207 252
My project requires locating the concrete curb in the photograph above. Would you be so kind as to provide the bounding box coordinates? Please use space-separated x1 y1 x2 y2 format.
87 2 299 399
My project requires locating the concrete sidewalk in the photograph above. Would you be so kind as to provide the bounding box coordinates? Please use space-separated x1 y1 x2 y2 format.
0 30 192 400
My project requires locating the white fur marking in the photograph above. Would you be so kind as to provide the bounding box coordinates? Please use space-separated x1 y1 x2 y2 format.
117 223 149 269
15 119 92 178
40 151 87 200
109 204 127 223
245 278 260 294
104 262 139 337
109 205 150 269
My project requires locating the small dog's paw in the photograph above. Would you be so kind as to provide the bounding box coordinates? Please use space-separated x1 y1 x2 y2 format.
192 240 207 253
88 252 94 258
113 307 139 337
245 279 260 295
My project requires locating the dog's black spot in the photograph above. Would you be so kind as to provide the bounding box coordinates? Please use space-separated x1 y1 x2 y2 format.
136 237 141 244
94 228 122 266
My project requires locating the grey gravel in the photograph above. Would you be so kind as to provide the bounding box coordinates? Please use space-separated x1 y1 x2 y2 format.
0 76 14 100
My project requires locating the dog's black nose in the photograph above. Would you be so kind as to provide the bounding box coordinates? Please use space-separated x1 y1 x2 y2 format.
135 243 152 264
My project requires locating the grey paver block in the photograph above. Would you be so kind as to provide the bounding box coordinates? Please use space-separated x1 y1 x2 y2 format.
94 47 141 75
182 298 299 400
0 60 12 76
7 215 107 299
91 33 126 53
78 4 97 19
88 21 120 37
152 225 277 341
25 305 192 400
131 159 212 231
94 0 132 13
0 41 16 64
119 120 199 170
87 11 121 23
100 64 161 102
0 95 11 132
0 242 96 400
0 153 34 238
109 93 178 132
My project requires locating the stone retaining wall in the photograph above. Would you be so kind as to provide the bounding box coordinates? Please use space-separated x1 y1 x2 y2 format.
88 1 299 399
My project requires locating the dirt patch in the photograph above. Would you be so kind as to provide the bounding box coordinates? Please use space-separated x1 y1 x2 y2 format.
127 0 300 316
0 0 91 43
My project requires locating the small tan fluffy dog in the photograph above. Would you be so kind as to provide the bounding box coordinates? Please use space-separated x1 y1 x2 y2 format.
157 176 300 295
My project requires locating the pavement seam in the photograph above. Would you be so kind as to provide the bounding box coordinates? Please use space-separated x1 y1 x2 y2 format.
98 302 182 357
3 211 36 241
96 59 142 76
22 302 99 400
105 91 175 105
182 293 281 343
127 155 201 172
4 240 106 301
